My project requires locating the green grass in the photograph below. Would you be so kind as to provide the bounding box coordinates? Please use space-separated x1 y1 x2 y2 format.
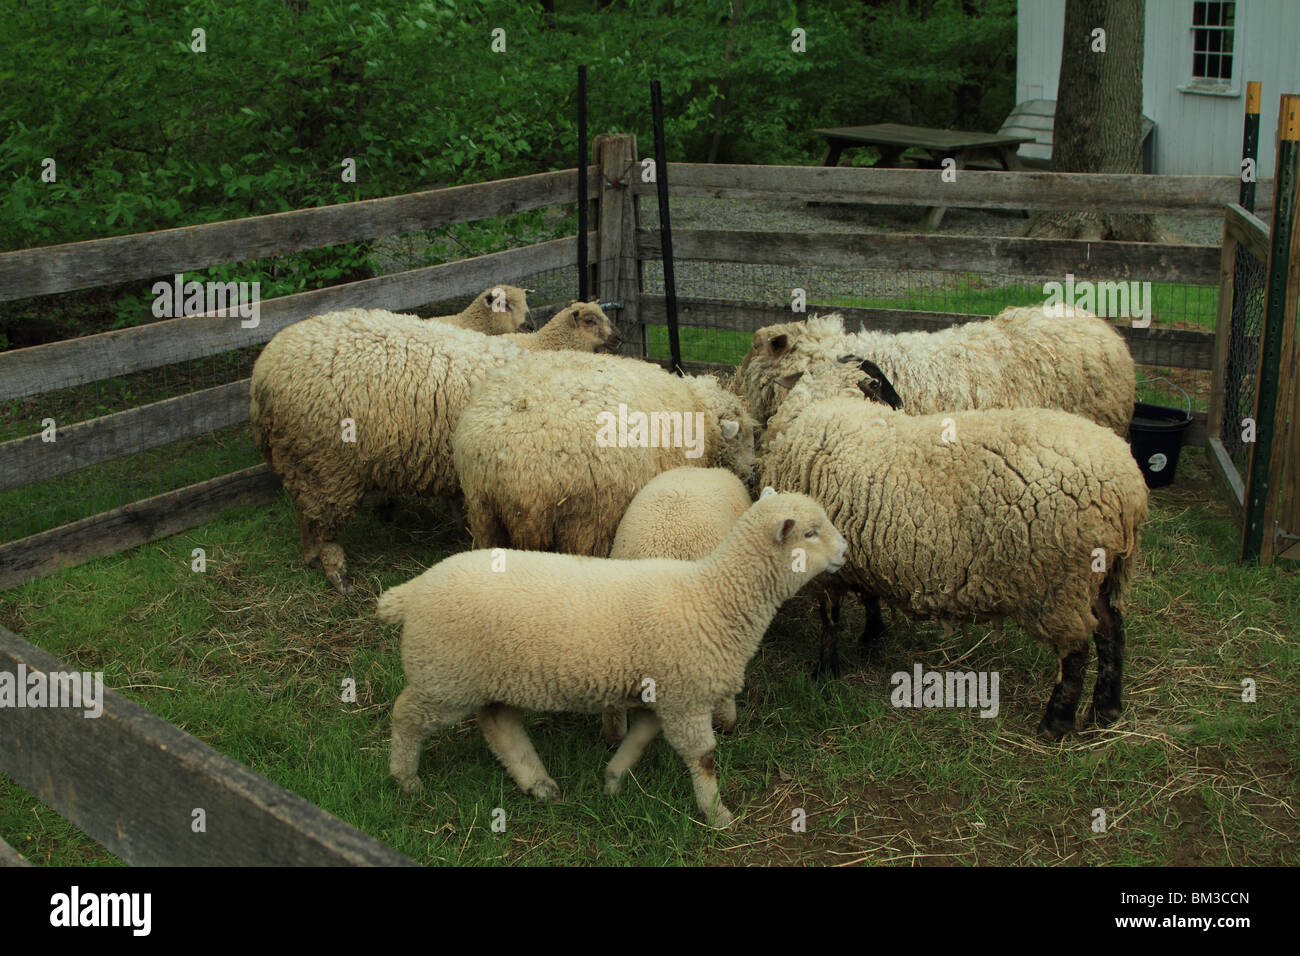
2 450 1297 866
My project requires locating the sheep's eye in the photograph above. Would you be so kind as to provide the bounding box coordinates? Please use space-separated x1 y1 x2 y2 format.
804 528 818 539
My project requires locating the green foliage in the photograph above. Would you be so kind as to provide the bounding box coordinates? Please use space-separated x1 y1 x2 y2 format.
1 0 1015 252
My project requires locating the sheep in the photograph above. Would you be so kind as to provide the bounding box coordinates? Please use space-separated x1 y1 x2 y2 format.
603 466 754 743
452 351 757 558
734 305 1135 436
249 301 619 594
378 490 849 827
500 300 615 350
760 359 1149 740
425 285 532 335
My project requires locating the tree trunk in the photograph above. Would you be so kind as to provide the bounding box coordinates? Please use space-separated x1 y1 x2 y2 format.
1027 0 1162 240
707 0 745 164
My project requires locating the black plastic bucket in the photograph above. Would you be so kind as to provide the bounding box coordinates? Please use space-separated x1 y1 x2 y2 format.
1129 379 1192 489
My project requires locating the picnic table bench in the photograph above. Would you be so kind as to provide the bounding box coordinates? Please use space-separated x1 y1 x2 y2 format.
814 123 1034 230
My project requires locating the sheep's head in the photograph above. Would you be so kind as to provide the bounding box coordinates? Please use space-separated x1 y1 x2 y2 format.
692 376 757 481
733 492 848 591
474 285 532 334
548 299 621 352
734 313 851 424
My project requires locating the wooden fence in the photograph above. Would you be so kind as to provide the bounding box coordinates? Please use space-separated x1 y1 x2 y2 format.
0 133 1292 864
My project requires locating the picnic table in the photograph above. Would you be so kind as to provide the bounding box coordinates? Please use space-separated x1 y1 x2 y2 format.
814 123 1034 229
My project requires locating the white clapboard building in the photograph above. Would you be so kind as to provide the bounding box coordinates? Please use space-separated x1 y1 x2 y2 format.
1014 0 1299 175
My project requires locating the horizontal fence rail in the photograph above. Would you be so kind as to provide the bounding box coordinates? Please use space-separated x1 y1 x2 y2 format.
0 167 599 303
637 229 1221 284
634 164 1276 217
0 380 250 492
0 464 281 591
0 626 415 865
0 233 594 402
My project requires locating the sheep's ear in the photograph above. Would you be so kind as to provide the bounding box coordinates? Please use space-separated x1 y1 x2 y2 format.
720 419 740 440
774 371 803 390
773 517 796 543
838 353 866 364
767 333 790 358
760 486 777 499
856 359 903 410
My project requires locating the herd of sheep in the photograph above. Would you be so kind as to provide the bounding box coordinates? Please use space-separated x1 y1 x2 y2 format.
247 284 1149 827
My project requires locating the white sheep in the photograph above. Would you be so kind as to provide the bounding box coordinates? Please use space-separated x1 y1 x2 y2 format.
735 306 1135 436
378 491 848 827
604 466 754 743
425 285 531 334
452 351 756 558
249 301 618 593
760 360 1149 740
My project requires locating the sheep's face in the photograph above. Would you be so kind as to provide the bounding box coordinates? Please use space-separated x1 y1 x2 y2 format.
746 493 847 584
704 386 757 480
556 300 621 352
736 321 807 424
479 285 532 334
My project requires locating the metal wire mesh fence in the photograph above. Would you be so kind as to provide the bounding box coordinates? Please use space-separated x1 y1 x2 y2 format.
1220 244 1269 476
641 258 1220 371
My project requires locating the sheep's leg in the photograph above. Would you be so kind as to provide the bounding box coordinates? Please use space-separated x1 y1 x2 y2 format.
860 592 887 647
712 697 738 734
318 538 353 595
389 687 470 794
1083 594 1125 728
604 710 662 795
815 590 843 679
660 710 733 828
601 706 629 746
476 704 560 802
1037 641 1090 742
299 513 321 567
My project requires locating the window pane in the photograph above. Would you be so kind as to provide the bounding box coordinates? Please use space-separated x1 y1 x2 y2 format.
1206 30 1222 54
1194 1 1206 26
1193 27 1206 54
1220 54 1233 79
1194 51 1206 76
1224 29 1234 53
1207 2 1221 26
1224 3 1236 27
1208 53 1221 78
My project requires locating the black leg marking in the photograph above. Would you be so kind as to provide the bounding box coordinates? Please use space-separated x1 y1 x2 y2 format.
1037 643 1090 741
860 592 887 649
815 590 842 679
1086 596 1125 727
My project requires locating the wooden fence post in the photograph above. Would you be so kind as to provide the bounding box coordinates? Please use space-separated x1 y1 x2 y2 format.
594 133 643 358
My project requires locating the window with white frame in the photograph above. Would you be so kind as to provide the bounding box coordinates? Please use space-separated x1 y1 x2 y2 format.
1191 1 1235 83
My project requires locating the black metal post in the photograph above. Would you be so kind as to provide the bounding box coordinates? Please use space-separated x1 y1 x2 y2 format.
1242 95 1299 562
577 65 589 301
1240 81 1261 212
650 80 682 375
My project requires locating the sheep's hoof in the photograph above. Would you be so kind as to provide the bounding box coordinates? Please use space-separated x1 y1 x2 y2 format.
530 779 562 802
395 775 423 796
1080 702 1122 728
603 772 623 796
706 806 735 829
327 570 355 596
1036 715 1075 742
812 656 841 681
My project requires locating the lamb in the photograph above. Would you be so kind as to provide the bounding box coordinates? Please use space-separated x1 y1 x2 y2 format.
378 490 848 827
249 301 618 593
760 359 1149 740
604 466 754 743
499 300 617 351
734 305 1135 436
452 351 756 557
425 284 532 334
